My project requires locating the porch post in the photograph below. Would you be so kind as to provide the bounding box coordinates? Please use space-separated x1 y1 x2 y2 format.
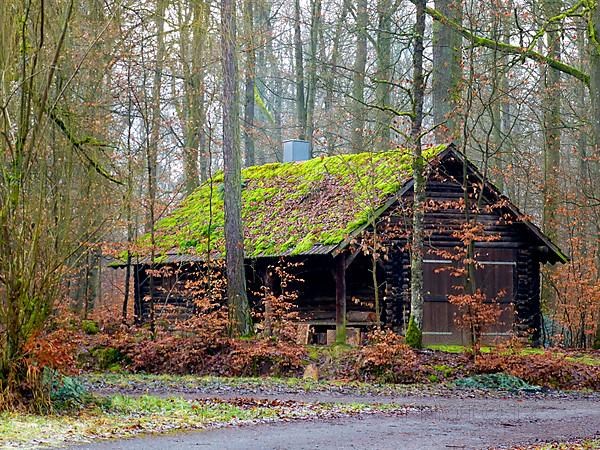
335 253 347 344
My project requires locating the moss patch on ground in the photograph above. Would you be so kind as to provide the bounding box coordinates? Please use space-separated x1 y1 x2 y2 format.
426 345 600 367
141 145 447 258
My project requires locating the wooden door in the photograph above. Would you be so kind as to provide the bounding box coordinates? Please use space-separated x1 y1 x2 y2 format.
421 248 516 346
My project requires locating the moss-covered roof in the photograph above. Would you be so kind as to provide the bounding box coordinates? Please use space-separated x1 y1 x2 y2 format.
147 145 448 259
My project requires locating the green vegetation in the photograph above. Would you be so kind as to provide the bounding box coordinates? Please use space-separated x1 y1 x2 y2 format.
138 145 447 258
81 320 100 335
536 438 600 449
454 373 541 391
426 344 600 367
565 354 600 367
426 344 467 353
0 392 410 449
405 316 422 349
90 346 124 370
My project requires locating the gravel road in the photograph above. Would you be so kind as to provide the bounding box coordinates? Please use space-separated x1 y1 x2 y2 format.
63 392 600 450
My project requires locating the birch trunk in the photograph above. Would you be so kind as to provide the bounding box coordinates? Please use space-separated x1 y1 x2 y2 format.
409 0 426 347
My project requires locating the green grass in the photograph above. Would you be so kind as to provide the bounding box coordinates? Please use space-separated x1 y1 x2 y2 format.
82 372 357 392
565 354 600 367
425 344 492 353
1 393 408 449
426 344 600 367
534 438 600 449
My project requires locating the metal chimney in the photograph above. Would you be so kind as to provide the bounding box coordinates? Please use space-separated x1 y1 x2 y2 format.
283 139 311 162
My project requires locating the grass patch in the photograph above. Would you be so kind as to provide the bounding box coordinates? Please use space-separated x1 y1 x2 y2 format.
565 354 600 367
426 344 492 353
426 345 600 367
0 393 412 449
530 438 600 449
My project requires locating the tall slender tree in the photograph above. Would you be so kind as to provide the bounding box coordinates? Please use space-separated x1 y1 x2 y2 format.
407 0 427 349
221 0 252 336
243 0 256 166
541 0 562 244
432 0 463 142
375 0 394 149
294 0 307 140
350 0 368 153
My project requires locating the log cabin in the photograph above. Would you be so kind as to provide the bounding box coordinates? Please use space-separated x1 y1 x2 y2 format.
119 143 567 345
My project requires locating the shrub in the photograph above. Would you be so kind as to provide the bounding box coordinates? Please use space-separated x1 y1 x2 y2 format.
227 339 306 376
43 368 89 410
455 373 540 391
405 316 422 349
91 347 123 370
357 330 419 383
120 335 217 374
23 329 79 375
82 320 100 335
475 350 600 390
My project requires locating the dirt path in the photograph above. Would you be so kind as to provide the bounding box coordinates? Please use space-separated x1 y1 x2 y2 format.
64 391 600 450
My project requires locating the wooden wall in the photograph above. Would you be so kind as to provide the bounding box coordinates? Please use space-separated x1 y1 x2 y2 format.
132 157 544 344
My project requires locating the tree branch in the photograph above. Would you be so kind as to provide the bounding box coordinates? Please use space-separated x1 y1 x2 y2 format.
425 6 590 87
47 109 124 185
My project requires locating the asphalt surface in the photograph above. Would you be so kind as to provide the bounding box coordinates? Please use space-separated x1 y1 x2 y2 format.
63 394 600 450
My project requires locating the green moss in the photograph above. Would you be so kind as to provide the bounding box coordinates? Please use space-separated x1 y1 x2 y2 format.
432 364 454 377
81 320 99 335
91 347 123 370
405 316 422 349
141 145 448 259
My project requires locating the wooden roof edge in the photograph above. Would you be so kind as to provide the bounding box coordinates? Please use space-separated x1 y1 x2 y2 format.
444 146 569 264
332 143 569 264
331 144 457 257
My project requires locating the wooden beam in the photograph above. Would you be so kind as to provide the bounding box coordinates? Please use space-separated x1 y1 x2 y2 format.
344 247 361 270
335 253 347 344
262 269 274 337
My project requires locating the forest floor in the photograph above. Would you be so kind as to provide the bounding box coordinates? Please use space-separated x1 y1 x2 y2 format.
81 374 600 449
2 374 599 450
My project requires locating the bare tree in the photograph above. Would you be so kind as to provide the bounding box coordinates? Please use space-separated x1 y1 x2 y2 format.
432 0 463 142
221 0 252 336
350 0 368 153
407 0 427 348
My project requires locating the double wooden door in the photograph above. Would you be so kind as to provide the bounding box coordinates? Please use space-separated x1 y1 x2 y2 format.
421 248 516 346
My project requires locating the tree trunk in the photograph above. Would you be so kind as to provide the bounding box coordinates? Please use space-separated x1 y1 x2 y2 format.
146 0 167 233
243 0 256 166
590 5 600 152
432 0 463 142
375 0 393 149
541 0 562 244
191 0 210 187
305 0 321 144
294 0 307 140
490 5 511 193
221 0 252 337
409 0 426 348
350 0 368 153
324 3 347 153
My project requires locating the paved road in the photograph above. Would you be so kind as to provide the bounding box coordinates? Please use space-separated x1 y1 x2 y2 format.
65 394 600 450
